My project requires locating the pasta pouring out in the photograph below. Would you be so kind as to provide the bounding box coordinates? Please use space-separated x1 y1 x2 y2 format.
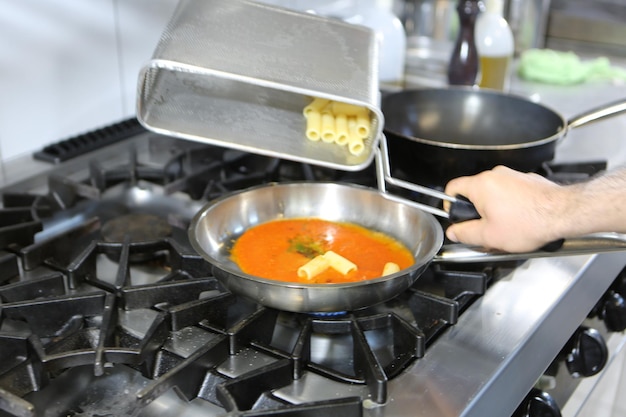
303 98 371 157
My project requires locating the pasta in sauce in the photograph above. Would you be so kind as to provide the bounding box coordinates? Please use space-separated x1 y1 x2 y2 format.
230 218 414 284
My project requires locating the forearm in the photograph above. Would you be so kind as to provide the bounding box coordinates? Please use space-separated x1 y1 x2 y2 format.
443 165 626 252
554 167 626 238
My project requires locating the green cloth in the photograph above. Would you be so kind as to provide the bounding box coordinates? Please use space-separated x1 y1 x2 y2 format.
518 49 626 85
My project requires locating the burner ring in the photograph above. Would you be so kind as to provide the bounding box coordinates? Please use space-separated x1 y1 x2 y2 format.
101 213 172 244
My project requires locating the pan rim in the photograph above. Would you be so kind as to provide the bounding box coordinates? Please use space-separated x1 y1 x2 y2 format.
188 181 443 290
383 127 564 150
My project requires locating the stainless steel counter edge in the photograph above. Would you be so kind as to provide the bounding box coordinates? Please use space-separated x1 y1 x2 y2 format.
372 252 626 417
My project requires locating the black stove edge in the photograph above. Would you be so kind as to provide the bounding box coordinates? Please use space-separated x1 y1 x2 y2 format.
33 118 145 164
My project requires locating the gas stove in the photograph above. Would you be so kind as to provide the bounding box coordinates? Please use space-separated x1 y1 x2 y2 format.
0 119 625 417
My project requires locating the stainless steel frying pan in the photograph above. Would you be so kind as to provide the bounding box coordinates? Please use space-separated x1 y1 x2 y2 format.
189 182 626 313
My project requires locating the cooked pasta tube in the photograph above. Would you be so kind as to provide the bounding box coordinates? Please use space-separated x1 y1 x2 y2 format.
303 97 331 117
323 251 357 275
331 102 367 116
382 262 401 276
320 111 336 143
355 111 370 138
334 113 349 146
297 255 330 280
349 136 364 156
303 98 370 152
347 117 365 156
305 110 322 141
331 102 370 137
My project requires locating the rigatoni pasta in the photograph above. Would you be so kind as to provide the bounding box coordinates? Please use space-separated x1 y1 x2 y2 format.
303 97 371 156
305 110 322 141
334 113 349 146
347 117 365 156
297 251 358 280
331 102 365 115
382 262 401 276
297 255 330 280
322 251 357 275
320 110 336 143
355 110 370 138
303 98 330 117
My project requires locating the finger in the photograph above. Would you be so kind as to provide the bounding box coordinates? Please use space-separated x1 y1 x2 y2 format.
443 176 474 212
443 176 471 197
491 165 513 173
445 221 487 247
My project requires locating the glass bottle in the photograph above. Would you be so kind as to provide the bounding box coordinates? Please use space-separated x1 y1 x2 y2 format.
475 0 514 90
447 0 482 86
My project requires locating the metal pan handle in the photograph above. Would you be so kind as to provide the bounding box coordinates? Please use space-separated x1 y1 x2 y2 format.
434 233 626 263
567 98 626 130
374 134 480 221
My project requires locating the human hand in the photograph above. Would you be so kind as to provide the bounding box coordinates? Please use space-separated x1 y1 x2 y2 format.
443 166 565 252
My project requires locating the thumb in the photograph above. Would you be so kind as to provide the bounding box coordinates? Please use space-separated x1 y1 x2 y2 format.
445 221 485 247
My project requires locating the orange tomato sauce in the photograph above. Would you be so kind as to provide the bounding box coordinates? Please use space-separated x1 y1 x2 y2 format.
230 218 414 283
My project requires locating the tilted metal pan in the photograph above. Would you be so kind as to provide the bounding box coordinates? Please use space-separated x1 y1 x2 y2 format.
137 0 383 172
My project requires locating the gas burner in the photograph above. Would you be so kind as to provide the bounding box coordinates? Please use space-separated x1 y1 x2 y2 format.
539 160 607 184
101 213 173 244
0 226 491 416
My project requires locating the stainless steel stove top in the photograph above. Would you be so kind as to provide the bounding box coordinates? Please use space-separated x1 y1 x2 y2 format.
0 127 625 417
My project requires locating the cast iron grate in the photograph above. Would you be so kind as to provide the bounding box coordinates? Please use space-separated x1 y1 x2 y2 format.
0 126 492 416
0 230 488 416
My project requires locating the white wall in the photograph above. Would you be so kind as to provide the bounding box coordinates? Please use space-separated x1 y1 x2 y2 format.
0 0 179 162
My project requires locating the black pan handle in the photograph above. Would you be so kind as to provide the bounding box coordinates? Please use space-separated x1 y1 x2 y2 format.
448 195 480 222
448 195 565 251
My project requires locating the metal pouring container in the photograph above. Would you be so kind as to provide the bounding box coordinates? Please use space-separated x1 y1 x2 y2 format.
136 0 384 171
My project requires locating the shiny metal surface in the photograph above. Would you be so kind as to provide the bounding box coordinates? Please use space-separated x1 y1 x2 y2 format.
568 99 626 130
189 182 444 313
435 233 626 263
376 134 455 218
376 251 626 417
137 0 383 171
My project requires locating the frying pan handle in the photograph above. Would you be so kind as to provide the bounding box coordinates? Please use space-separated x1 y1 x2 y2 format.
449 196 480 222
434 233 626 263
567 98 626 130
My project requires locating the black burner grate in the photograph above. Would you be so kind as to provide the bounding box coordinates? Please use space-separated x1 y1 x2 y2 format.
4 122 588 416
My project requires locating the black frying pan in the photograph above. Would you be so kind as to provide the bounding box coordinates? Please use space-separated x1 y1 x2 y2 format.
382 88 626 184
